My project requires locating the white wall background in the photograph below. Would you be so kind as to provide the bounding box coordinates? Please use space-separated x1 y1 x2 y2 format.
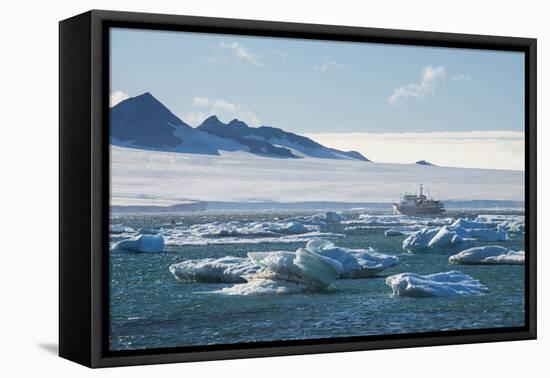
0 0 546 376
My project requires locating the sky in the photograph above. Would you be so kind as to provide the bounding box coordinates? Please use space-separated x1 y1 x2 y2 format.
110 28 525 170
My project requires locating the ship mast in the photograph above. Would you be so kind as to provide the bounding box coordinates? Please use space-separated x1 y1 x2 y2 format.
419 184 423 197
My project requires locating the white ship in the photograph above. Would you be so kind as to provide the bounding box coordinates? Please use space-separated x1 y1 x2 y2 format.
393 185 445 215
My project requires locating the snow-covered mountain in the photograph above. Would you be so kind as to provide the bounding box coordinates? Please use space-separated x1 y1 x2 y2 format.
110 92 369 161
110 92 244 155
198 115 369 161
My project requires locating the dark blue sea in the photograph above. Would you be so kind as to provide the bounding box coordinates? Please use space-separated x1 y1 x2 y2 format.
109 210 525 351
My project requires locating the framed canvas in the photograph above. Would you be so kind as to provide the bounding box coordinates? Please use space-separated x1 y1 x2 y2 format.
59 10 537 368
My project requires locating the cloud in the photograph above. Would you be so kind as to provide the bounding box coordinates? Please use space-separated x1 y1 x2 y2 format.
110 90 129 107
453 73 473 82
388 66 445 104
211 41 264 66
315 58 346 73
180 97 261 127
302 130 524 171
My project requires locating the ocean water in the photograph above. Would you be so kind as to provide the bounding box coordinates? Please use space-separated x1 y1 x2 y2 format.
109 210 525 351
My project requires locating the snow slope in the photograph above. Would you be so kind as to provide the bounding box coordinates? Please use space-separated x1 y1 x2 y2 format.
110 145 524 206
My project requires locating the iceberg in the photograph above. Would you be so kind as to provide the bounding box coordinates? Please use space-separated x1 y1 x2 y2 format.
169 256 260 283
385 271 489 298
305 239 399 278
248 248 343 289
427 226 470 249
218 243 346 295
451 218 489 229
218 279 307 295
110 234 164 253
449 246 525 265
402 227 440 252
403 221 509 252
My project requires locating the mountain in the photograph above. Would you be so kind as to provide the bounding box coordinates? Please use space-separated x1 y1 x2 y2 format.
110 92 369 161
110 93 244 155
198 116 370 161
197 116 299 158
415 160 435 166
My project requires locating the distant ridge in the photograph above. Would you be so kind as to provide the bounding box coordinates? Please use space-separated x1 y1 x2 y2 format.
110 92 369 161
198 115 370 161
416 160 436 166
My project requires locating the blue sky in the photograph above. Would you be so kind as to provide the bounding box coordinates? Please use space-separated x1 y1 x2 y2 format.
110 28 525 170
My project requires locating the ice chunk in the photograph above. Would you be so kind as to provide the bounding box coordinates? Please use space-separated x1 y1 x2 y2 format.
322 211 346 222
218 279 307 295
109 224 135 234
452 218 489 229
466 228 508 242
403 222 509 252
449 246 525 265
428 226 469 249
248 248 343 289
385 271 489 298
403 227 440 252
169 256 260 283
137 228 160 235
305 239 399 278
110 234 164 253
161 220 340 246
283 211 345 227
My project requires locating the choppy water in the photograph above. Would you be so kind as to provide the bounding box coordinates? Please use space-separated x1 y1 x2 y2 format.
109 210 525 351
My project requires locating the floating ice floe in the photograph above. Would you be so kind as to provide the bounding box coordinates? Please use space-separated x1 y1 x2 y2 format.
109 224 135 234
385 225 423 236
402 218 509 252
111 234 165 253
451 218 489 229
343 214 452 229
449 246 525 265
474 214 525 232
283 211 346 227
385 271 489 298
169 256 261 283
169 240 399 287
161 220 342 246
305 239 399 278
219 248 343 295
402 227 440 252
219 279 307 295
204 239 399 295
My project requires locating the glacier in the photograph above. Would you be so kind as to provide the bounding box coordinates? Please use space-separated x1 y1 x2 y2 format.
385 271 489 298
110 145 524 207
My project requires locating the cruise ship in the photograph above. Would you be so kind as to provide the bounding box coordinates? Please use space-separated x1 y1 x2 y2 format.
393 185 445 215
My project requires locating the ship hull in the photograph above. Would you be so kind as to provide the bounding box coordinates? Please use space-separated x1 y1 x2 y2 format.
392 204 445 215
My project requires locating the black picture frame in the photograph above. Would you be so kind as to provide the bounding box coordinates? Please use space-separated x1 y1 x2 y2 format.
59 9 537 368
